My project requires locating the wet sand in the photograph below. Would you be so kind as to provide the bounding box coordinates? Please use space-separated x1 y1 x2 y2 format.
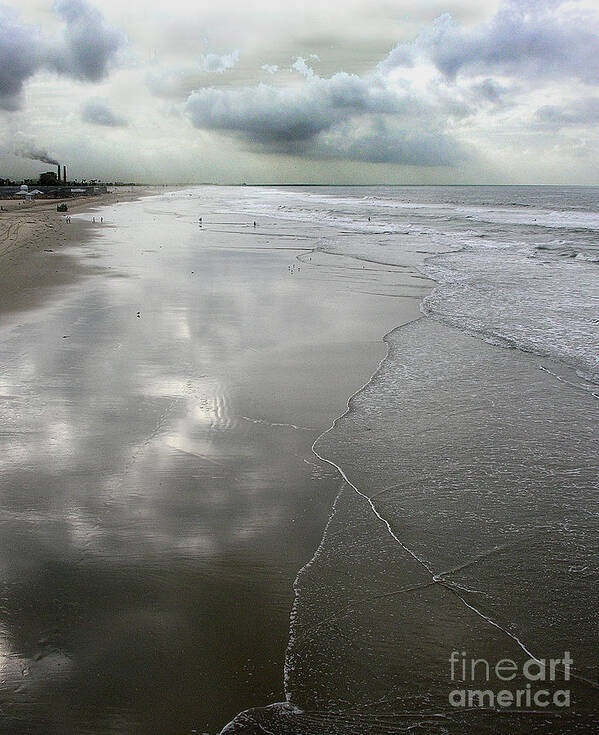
0 188 154 316
0 187 432 733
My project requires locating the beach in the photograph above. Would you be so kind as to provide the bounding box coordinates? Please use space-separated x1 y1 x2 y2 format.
0 185 597 734
0 189 154 317
0 186 432 733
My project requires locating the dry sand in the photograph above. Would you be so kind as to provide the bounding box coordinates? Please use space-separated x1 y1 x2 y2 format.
0 187 156 316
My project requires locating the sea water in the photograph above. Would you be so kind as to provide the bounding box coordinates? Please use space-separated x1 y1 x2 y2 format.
220 186 599 735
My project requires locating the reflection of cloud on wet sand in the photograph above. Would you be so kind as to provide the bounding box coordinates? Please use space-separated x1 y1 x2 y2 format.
0 188 423 732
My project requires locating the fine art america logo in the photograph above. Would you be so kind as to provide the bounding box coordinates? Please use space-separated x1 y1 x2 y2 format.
448 651 572 709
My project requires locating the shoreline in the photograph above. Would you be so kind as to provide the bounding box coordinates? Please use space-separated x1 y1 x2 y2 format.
282 314 426 697
225 320 599 734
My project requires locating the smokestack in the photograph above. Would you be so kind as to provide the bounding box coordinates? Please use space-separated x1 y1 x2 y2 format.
57 164 61 182
63 165 67 184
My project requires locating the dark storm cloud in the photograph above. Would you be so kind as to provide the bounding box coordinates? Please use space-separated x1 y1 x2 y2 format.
185 67 407 144
313 120 466 166
50 0 125 82
381 0 599 83
0 0 124 110
184 57 467 166
81 98 128 127
187 84 332 142
0 6 43 110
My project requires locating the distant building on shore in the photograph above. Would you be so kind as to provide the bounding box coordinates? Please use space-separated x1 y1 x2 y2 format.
0 178 107 199
1 162 108 199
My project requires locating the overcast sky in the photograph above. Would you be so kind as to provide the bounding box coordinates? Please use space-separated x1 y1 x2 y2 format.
1 0 599 184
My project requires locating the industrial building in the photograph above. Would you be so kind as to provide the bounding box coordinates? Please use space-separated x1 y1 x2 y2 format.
0 163 107 198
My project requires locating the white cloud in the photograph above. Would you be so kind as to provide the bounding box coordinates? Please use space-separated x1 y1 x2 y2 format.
198 49 239 73
381 0 599 83
181 0 599 171
291 56 316 79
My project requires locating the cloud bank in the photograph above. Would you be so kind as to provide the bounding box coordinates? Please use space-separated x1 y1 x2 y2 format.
182 0 599 168
185 59 462 166
186 70 404 144
2 0 599 182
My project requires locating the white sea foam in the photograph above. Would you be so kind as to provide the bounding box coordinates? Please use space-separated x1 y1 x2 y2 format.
223 185 599 385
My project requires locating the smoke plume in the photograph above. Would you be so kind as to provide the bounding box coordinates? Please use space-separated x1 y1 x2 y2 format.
13 136 59 166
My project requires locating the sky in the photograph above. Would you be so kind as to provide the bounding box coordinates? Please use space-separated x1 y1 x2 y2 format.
1 0 599 184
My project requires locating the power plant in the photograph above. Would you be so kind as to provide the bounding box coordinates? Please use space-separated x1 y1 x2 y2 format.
0 161 107 199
